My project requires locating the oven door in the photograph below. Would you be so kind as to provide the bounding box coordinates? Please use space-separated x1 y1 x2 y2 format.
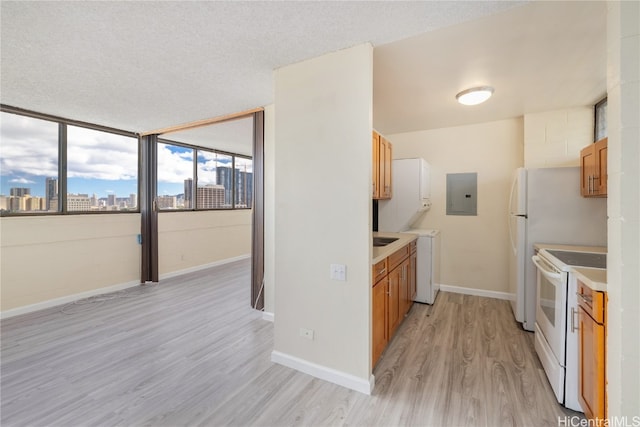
532 254 568 364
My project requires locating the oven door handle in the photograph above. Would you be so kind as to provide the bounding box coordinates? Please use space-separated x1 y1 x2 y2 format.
532 255 562 281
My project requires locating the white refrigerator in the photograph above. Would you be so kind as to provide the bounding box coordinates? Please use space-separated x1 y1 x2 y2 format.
508 167 607 331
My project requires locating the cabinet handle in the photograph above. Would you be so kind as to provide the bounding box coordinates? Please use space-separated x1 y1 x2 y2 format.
571 307 579 333
576 292 593 304
377 268 386 275
588 175 592 193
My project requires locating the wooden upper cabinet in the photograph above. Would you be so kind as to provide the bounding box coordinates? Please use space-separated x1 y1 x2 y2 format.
372 131 392 200
372 132 380 199
380 136 392 199
580 138 607 197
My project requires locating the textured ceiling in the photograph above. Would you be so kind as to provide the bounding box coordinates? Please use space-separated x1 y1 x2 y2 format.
1 1 606 153
373 1 607 135
1 0 522 145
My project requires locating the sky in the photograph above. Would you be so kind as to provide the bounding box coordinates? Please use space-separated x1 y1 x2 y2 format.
0 112 252 198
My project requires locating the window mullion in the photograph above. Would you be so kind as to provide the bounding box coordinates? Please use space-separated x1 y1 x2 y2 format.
59 123 68 213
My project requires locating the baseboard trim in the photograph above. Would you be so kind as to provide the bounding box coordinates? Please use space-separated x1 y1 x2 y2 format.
2 254 252 319
439 284 511 301
271 350 374 395
1 280 140 319
159 254 251 280
262 311 274 322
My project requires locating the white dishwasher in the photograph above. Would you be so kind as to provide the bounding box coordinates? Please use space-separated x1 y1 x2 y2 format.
407 229 441 304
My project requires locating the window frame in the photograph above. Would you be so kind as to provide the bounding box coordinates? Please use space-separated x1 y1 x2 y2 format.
0 105 140 217
157 137 253 212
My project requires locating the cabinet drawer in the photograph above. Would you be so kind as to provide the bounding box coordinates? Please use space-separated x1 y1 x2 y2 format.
388 244 410 272
372 259 388 285
410 240 417 254
577 280 606 324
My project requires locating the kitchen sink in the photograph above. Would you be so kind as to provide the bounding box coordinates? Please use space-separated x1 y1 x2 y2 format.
373 237 398 247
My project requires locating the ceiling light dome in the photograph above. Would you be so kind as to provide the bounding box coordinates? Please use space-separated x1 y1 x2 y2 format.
456 86 494 106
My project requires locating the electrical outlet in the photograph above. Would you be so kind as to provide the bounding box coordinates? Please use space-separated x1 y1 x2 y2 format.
330 264 347 281
299 328 314 340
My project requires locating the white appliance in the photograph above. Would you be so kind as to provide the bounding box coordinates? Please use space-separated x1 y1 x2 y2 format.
508 167 607 331
378 158 431 232
378 158 440 304
532 248 606 411
409 229 441 304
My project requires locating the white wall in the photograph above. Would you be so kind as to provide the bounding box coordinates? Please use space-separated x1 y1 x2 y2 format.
524 107 594 168
389 118 524 294
0 214 141 312
157 210 251 276
263 104 275 316
606 0 640 417
273 44 373 390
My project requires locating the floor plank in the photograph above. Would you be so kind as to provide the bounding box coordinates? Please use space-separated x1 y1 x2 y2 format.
1 259 581 426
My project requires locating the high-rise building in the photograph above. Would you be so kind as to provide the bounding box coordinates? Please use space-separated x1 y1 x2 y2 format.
197 185 225 209
184 178 193 209
234 169 253 208
45 177 58 211
67 194 91 211
156 195 177 209
129 194 137 208
107 194 116 206
91 193 99 207
216 167 233 205
10 187 30 197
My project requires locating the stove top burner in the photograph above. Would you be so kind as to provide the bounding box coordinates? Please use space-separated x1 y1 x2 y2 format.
545 250 606 269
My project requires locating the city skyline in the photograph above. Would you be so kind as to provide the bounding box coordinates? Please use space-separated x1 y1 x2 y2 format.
1 112 253 201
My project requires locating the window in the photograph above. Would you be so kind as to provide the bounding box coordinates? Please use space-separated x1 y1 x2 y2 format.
0 112 59 214
595 97 607 141
234 156 253 208
197 151 233 209
0 109 138 216
157 141 252 211
157 142 194 210
67 125 138 212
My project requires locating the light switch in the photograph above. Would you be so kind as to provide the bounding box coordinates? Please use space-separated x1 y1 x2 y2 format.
330 264 347 281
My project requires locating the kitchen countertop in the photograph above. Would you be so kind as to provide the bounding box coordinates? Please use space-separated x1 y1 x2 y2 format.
572 267 607 292
372 232 418 264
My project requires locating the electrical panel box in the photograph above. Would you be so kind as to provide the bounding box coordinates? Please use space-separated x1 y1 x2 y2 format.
446 173 477 216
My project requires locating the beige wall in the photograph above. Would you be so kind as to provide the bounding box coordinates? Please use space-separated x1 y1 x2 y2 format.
273 44 373 385
1 214 141 312
606 0 640 417
389 118 524 294
524 107 594 168
158 209 251 276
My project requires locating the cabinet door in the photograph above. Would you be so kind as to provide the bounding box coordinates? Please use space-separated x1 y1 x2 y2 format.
595 138 607 196
399 261 409 315
578 306 606 423
409 250 417 301
372 276 388 367
380 136 392 199
387 266 401 338
372 131 380 199
581 145 596 197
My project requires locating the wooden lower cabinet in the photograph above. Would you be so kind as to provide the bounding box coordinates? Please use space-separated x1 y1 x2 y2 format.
387 265 401 338
372 276 388 367
577 280 607 425
409 246 417 301
372 241 417 367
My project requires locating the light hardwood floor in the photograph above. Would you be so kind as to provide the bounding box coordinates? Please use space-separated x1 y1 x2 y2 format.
1 259 580 426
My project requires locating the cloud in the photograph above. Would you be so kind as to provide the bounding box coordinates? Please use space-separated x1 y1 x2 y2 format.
9 177 36 184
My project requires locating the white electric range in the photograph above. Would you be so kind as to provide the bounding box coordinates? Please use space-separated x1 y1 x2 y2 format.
532 246 606 411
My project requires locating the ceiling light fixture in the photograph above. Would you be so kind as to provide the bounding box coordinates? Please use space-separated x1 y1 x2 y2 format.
456 86 494 106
